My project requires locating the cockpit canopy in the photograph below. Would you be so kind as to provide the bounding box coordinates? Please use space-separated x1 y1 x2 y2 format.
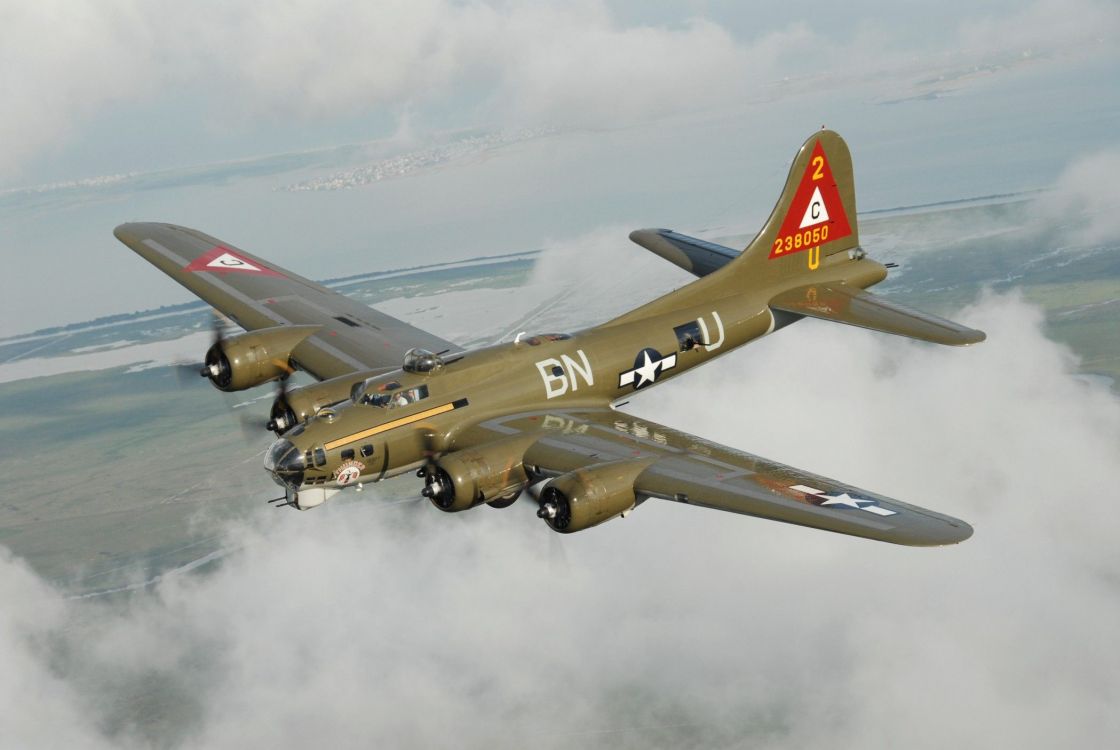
351 378 430 409
402 348 445 374
346 348 445 408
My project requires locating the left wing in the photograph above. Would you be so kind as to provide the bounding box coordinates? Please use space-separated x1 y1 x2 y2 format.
114 222 457 380
462 408 972 546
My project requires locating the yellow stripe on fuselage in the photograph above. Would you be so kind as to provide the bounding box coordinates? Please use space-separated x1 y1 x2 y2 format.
324 402 457 451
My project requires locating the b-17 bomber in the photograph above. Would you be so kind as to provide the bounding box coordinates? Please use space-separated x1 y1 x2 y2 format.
114 130 984 546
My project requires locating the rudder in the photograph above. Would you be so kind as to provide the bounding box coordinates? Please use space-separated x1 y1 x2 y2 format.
738 129 861 281
611 130 883 326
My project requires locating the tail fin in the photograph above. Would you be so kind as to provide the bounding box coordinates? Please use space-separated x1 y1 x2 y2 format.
615 131 986 345
738 129 861 280
615 130 877 322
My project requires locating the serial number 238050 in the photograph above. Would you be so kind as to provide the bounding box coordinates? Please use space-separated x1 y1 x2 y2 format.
772 224 829 256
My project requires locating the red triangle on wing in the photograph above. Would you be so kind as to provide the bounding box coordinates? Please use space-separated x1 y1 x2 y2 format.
183 246 282 276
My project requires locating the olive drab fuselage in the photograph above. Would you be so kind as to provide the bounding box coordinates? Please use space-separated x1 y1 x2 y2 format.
275 254 887 499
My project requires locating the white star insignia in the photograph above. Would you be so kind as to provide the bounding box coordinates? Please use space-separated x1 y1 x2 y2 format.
789 485 899 517
818 492 864 509
633 351 660 387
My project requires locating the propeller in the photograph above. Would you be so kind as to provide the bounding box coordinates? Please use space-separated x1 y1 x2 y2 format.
171 361 205 387
200 312 232 388
264 372 294 434
417 428 457 506
524 478 569 571
165 311 301 441
168 311 227 387
233 407 272 442
234 372 295 440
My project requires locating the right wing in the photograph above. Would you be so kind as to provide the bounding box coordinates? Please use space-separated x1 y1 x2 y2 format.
115 222 457 380
462 407 973 546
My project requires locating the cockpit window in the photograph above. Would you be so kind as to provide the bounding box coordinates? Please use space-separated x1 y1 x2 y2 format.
402 348 445 373
356 383 429 409
352 379 401 405
361 393 393 407
387 385 429 408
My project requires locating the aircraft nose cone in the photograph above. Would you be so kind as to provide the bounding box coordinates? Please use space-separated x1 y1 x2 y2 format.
279 449 306 473
265 438 305 487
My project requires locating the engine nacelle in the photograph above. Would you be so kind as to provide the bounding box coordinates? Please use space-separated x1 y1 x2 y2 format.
203 325 318 392
268 369 387 433
422 435 539 512
537 459 653 533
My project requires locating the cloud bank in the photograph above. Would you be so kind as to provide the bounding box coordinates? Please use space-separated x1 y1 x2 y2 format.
1038 147 1120 245
0 0 775 179
3 0 1117 180
2 292 1118 748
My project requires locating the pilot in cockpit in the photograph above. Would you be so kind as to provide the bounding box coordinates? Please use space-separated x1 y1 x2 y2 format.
353 379 429 409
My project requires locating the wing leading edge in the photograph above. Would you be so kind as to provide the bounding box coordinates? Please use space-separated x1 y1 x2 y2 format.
114 222 457 380
463 408 972 546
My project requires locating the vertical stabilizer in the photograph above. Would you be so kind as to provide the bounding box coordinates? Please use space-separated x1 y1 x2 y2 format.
612 130 880 324
616 131 984 345
740 129 860 279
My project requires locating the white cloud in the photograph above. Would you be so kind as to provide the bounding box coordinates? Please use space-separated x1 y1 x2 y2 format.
525 225 692 327
0 0 790 179
212 1 769 127
1037 147 1120 245
0 548 113 748
2 292 1119 747
5 0 1115 181
0 0 159 178
484 9 788 127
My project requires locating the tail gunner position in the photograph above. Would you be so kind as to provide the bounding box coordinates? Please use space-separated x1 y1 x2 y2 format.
116 131 984 546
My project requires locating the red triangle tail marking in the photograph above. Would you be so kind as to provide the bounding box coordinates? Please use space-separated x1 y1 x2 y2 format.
769 141 852 259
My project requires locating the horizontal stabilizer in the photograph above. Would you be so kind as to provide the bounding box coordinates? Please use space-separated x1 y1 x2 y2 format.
770 283 985 346
629 228 739 278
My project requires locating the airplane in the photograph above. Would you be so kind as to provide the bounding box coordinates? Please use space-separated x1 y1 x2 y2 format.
114 130 984 546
